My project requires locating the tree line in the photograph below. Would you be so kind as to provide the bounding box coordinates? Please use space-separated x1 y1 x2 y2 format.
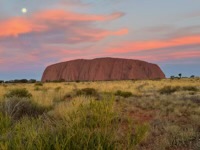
170 74 196 79
0 79 37 84
0 75 198 84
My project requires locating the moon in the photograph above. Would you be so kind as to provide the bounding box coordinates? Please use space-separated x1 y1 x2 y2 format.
21 8 27 14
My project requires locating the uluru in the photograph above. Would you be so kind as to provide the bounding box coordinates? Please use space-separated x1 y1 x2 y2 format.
41 58 165 82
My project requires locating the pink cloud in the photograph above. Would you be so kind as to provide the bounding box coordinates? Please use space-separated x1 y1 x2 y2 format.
67 28 128 42
169 51 200 60
0 18 29 37
34 10 124 22
0 10 126 38
107 35 200 53
109 50 200 63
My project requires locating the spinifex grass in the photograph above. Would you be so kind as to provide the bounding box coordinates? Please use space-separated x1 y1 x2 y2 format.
0 97 148 150
0 78 199 150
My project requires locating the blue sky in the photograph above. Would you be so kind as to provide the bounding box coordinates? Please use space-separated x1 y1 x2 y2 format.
0 0 200 80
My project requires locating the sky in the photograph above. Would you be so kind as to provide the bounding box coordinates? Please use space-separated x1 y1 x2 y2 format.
0 0 200 80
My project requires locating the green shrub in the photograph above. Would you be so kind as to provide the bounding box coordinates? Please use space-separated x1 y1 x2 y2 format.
28 79 37 83
159 86 180 94
4 88 32 98
133 124 149 145
159 86 198 95
170 76 175 79
34 82 43 86
54 86 61 92
62 93 72 100
1 97 51 120
0 112 11 135
182 86 198 91
2 84 7 88
115 90 133 98
34 87 41 91
190 75 195 78
76 88 98 97
164 125 197 147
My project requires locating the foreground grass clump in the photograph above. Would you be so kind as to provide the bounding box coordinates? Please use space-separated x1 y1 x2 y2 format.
76 88 98 97
0 112 11 135
0 97 51 120
34 82 43 86
0 98 148 150
159 85 199 95
182 86 198 92
159 86 180 94
4 88 32 98
115 90 133 98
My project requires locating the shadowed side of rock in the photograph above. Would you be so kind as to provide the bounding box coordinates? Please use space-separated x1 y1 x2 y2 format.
41 58 165 82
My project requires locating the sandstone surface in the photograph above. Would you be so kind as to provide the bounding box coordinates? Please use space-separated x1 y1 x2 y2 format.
41 58 165 82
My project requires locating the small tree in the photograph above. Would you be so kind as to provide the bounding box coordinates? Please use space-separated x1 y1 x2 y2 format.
170 76 175 79
20 79 28 83
178 73 182 79
29 79 37 83
0 80 4 83
190 75 195 78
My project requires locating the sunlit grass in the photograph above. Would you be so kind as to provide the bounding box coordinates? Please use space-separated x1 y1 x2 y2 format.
0 78 200 149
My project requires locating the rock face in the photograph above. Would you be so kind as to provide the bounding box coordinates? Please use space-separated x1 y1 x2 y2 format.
41 58 165 82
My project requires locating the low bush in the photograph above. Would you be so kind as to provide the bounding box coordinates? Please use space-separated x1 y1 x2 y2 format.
115 90 133 98
182 86 198 92
189 96 200 104
34 87 41 91
159 86 181 94
62 93 72 100
28 79 37 83
34 82 43 86
76 88 98 97
164 125 197 148
2 84 7 88
159 86 198 95
4 88 32 98
54 86 61 92
133 124 149 145
0 97 51 120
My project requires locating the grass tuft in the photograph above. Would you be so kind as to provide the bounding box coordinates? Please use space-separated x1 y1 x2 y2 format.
159 86 180 94
115 90 133 98
34 82 43 86
76 88 98 97
0 97 51 120
4 88 32 98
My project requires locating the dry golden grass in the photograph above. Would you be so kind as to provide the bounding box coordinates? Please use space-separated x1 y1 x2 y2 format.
1 78 199 103
0 78 200 149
